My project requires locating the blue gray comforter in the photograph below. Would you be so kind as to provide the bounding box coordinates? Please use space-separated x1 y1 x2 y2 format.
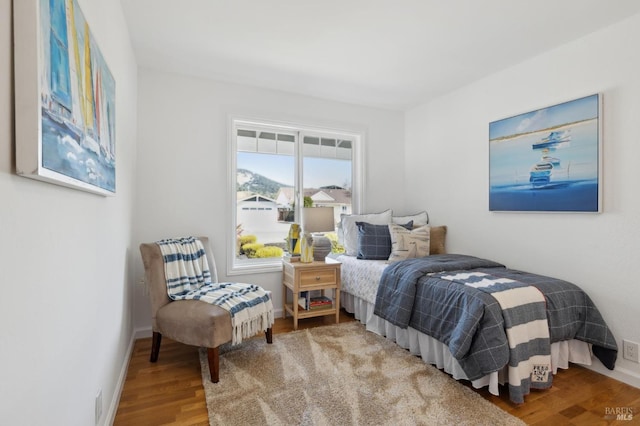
373 254 618 396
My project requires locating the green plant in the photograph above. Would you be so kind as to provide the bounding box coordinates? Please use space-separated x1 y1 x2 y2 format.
255 246 284 258
303 196 314 207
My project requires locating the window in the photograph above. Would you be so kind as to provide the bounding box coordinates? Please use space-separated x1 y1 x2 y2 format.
229 117 362 274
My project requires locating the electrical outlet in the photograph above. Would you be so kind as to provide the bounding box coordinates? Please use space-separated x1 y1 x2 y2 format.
95 389 103 425
623 340 639 363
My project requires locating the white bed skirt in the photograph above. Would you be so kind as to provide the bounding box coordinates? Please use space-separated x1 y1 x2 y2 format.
341 291 593 396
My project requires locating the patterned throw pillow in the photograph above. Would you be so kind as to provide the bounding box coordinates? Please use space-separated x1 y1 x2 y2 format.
388 224 430 263
356 221 412 260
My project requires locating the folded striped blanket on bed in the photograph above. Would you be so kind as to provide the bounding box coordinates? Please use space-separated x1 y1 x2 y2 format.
157 237 274 345
440 271 552 403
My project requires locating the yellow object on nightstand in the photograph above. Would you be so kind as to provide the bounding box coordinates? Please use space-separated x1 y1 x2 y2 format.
282 259 341 330
300 233 314 263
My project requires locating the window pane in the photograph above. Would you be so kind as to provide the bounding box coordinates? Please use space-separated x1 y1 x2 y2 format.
337 140 352 159
277 139 294 155
257 132 276 154
303 140 353 234
237 129 257 152
303 136 320 145
320 138 336 158
236 149 294 261
278 134 295 142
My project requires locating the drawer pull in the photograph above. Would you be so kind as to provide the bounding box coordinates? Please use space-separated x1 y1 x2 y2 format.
315 276 320 280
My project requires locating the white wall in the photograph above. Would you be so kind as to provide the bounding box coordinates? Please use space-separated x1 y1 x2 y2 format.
405 14 640 387
0 0 138 424
132 69 405 330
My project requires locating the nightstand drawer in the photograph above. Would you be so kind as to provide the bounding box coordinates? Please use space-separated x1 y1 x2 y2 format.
299 269 337 287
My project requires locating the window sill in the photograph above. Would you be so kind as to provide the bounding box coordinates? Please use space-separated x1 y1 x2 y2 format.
228 258 283 276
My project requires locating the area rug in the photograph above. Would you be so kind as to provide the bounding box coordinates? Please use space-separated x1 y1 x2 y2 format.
200 322 524 425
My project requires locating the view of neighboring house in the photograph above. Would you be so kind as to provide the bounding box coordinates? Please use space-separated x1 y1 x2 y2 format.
275 186 352 222
237 191 289 247
238 186 351 248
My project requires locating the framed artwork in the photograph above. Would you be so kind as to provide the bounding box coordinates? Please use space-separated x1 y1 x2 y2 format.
489 94 601 212
14 0 116 196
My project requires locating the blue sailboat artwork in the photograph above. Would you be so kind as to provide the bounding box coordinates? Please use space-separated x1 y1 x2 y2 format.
489 94 600 212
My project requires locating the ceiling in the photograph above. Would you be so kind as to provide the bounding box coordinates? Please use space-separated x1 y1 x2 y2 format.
121 0 640 111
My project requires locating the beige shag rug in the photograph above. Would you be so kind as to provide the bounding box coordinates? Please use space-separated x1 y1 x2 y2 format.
200 322 524 426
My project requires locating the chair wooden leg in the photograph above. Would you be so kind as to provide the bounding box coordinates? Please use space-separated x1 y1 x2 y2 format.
207 347 220 383
150 331 162 362
265 327 273 344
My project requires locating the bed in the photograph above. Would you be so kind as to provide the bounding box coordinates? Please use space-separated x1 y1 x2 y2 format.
334 217 618 404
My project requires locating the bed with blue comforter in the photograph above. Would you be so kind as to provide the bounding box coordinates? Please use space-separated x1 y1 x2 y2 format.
370 254 618 403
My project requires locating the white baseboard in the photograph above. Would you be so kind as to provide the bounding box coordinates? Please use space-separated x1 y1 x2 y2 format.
585 363 640 389
102 332 135 426
103 326 151 426
134 326 153 340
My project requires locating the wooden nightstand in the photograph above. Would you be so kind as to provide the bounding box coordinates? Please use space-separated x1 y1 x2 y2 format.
282 259 341 330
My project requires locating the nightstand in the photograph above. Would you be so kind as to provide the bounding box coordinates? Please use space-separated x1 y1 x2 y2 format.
282 259 341 330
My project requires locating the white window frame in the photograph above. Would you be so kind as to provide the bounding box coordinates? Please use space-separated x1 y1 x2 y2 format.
227 115 364 275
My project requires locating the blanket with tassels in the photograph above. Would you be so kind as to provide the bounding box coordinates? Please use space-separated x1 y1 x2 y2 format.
157 237 274 345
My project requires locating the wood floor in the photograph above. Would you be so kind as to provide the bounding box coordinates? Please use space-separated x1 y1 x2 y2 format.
114 311 640 425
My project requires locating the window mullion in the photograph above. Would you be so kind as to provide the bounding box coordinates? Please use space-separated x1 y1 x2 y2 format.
294 131 303 223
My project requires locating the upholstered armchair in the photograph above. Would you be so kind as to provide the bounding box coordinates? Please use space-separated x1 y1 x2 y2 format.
139 237 273 382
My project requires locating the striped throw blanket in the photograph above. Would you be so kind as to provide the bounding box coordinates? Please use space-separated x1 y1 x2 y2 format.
157 237 274 345
440 271 552 403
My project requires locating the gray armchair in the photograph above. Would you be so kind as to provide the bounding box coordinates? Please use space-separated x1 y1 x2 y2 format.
139 237 273 382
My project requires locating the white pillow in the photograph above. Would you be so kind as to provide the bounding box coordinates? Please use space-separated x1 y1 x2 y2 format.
392 211 429 227
340 209 392 256
387 224 430 263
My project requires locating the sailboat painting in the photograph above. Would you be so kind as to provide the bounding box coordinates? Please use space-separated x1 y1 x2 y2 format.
489 94 601 212
14 0 116 195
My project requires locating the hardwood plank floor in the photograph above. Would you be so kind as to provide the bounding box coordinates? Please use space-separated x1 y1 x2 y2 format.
114 311 640 425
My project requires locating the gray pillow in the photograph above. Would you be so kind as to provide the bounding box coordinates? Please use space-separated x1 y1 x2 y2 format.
340 209 392 256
